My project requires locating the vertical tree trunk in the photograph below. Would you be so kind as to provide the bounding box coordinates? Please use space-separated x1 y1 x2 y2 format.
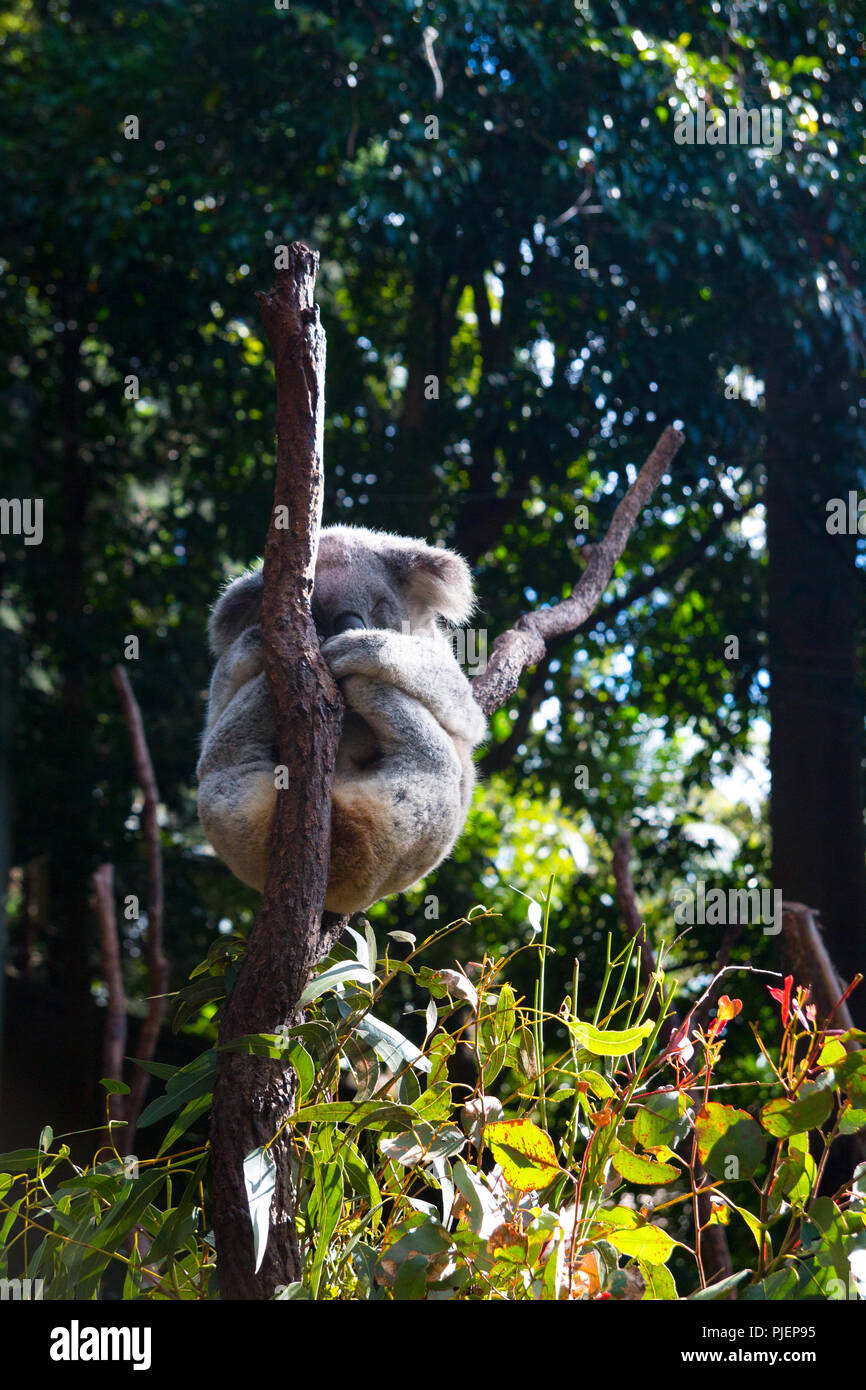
765 366 866 1023
210 244 347 1299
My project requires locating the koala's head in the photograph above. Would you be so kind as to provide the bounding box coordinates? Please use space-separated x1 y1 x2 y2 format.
313 526 474 639
208 525 475 654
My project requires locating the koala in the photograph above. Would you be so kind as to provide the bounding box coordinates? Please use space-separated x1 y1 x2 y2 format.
196 525 486 914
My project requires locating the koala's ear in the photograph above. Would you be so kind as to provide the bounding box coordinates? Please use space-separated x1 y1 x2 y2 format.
386 542 475 626
209 569 264 654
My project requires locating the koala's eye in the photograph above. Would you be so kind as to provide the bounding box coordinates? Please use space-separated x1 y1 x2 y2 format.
332 611 367 635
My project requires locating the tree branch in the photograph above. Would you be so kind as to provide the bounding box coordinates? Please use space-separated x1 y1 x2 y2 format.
470 426 685 716
478 487 750 776
210 243 346 1300
90 863 127 1134
111 664 169 1155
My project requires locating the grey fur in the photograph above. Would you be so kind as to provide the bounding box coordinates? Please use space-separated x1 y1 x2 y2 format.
196 525 486 913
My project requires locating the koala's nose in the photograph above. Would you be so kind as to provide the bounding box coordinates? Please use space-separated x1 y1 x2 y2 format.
332 611 367 635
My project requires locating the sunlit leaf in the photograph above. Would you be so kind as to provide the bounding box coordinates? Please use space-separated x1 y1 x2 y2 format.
696 1102 766 1177
569 1019 654 1056
243 1146 275 1275
484 1119 562 1192
760 1089 833 1138
299 960 377 1005
610 1147 678 1186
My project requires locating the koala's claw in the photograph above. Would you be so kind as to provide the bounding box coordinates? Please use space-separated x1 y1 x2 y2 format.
321 629 388 678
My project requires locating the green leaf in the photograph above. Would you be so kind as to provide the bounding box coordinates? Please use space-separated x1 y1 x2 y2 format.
126 1057 177 1080
484 1120 561 1192
157 1091 212 1157
148 1153 209 1264
413 1082 453 1124
742 1268 799 1301
639 1260 677 1300
835 1052 866 1105
839 1104 866 1136
344 1035 380 1102
695 1102 766 1178
492 983 516 1045
299 960 377 1004
610 1148 679 1185
717 1197 767 1254
173 975 227 1030
342 1143 381 1224
482 1040 507 1087
243 1147 276 1276
633 1092 686 1149
100 1078 130 1096
604 1222 678 1265
760 1089 833 1137
577 1069 616 1100
770 1144 812 1211
292 1100 416 1137
393 1253 429 1300
336 1003 431 1074
84 1171 169 1261
137 1051 216 1129
0 1149 43 1173
380 1123 465 1167
689 1269 751 1300
309 1156 344 1297
569 1019 654 1056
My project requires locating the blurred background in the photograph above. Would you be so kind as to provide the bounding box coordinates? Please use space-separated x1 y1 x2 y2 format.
1 0 864 1199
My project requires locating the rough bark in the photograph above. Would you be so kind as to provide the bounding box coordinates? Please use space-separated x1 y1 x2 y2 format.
210 244 347 1300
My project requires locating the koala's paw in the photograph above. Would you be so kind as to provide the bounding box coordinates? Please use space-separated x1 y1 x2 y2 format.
321 629 390 679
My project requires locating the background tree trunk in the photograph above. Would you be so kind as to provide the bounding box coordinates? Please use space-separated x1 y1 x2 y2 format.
765 362 866 1025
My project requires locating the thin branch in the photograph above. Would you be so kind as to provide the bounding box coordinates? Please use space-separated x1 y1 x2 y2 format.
478 488 753 776
689 923 744 1037
470 426 685 716
111 664 169 1155
90 864 126 1133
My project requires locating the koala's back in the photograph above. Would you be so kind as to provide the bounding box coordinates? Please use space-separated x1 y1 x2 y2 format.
197 526 485 911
